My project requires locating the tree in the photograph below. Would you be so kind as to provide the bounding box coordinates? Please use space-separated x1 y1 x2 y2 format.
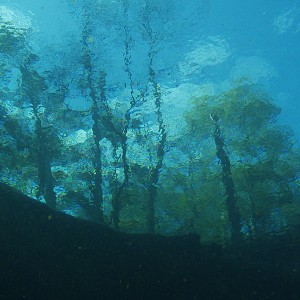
0 7 60 208
20 59 58 209
185 81 300 240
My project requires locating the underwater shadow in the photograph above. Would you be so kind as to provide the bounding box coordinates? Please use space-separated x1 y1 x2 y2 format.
0 183 299 300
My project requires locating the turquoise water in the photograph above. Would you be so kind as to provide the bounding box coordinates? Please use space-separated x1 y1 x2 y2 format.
1 0 300 243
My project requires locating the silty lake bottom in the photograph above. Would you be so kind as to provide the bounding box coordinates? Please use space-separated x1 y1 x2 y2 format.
1 0 300 298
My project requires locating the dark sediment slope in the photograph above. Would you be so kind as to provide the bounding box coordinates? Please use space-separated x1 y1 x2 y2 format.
0 183 300 300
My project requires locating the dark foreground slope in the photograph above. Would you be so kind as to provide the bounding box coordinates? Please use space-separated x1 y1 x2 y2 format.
0 183 300 300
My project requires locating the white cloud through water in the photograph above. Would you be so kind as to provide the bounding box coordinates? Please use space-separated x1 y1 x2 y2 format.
179 35 231 76
273 4 300 34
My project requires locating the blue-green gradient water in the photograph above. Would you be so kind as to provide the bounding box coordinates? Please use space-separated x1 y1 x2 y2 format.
1 0 300 243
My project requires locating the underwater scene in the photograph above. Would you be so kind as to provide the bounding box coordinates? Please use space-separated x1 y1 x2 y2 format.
1 0 300 246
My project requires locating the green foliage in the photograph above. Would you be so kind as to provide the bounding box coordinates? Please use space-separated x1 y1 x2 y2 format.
186 83 281 140
0 21 25 54
184 81 300 237
156 168 228 243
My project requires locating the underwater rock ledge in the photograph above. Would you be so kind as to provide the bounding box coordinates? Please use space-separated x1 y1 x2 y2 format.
0 183 300 300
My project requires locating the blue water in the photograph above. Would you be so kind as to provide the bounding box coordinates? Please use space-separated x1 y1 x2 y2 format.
1 0 300 242
2 0 300 135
